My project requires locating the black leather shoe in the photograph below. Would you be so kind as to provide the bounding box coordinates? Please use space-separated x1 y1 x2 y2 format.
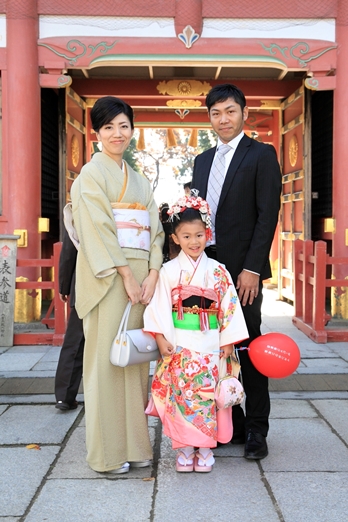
231 432 245 445
244 430 268 460
55 400 78 411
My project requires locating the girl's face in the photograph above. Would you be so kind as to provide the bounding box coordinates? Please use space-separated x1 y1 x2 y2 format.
96 113 133 164
172 219 206 261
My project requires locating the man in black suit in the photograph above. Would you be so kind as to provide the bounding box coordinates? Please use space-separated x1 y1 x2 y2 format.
192 83 281 459
55 227 85 411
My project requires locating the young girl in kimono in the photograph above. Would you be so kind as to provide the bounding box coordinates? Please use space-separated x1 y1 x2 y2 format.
143 195 248 473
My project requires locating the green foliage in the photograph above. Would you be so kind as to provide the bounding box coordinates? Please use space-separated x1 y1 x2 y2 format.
123 137 140 172
198 129 216 152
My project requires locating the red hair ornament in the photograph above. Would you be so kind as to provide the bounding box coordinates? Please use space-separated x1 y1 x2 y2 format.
167 194 213 241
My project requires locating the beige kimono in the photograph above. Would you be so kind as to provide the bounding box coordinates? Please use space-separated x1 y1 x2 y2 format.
71 152 164 472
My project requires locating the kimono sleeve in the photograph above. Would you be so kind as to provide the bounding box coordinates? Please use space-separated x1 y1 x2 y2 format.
145 181 164 272
143 265 176 347
71 165 128 278
218 270 249 347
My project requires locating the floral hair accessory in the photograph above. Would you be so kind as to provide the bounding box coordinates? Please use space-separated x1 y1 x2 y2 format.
167 190 212 241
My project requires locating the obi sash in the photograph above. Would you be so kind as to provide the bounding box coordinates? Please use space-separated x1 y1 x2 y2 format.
111 203 151 251
172 311 218 330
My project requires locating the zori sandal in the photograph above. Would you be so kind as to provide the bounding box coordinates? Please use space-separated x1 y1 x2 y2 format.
194 451 214 473
176 450 195 472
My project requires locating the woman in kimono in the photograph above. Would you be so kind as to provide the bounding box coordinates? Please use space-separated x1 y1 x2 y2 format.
70 96 164 474
143 195 248 473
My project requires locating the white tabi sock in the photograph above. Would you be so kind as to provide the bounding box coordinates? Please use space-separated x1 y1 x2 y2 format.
198 447 215 466
177 446 194 465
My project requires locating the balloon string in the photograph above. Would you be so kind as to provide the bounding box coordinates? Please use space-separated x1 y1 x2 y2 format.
236 346 250 351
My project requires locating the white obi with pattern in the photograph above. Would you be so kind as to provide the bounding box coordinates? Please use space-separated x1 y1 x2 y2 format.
112 208 151 251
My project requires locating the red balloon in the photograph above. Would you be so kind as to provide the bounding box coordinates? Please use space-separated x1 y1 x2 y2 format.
248 333 300 379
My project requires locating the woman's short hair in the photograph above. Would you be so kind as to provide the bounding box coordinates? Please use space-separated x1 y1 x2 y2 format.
91 96 134 132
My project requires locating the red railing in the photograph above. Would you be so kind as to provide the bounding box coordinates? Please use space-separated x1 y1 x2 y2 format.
14 242 67 345
293 239 348 343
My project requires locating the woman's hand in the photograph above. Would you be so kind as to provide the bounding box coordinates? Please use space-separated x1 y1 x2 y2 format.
155 333 175 358
140 269 159 305
117 265 142 305
221 343 234 359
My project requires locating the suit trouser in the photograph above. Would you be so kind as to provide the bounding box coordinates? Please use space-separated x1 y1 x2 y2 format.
55 306 85 405
234 287 270 438
205 246 270 437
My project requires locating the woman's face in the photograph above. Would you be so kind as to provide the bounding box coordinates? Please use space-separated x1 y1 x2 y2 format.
96 112 134 163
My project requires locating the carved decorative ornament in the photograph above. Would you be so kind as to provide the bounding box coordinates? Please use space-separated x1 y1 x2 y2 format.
167 100 202 108
289 135 298 168
260 42 336 68
157 80 211 96
38 40 118 66
71 135 80 168
178 25 200 49
175 109 190 120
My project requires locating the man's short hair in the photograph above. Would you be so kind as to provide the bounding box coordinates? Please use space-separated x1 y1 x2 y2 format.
206 84 246 112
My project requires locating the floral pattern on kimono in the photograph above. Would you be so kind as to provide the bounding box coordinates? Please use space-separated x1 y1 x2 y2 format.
143 251 249 449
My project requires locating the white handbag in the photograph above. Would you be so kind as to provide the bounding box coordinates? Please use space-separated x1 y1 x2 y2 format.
110 301 160 367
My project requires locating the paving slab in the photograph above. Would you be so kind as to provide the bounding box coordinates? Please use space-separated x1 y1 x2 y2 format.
312 398 348 444
0 405 82 444
263 417 348 472
330 343 348 362
271 391 348 400
25 478 155 522
270 398 317 418
0 353 44 373
0 393 84 404
296 357 348 374
0 446 59 517
265 472 348 522
297 342 339 358
31 361 59 371
0 404 8 415
0 370 56 378
154 457 279 522
38 347 61 362
51 422 157 479
4 345 52 354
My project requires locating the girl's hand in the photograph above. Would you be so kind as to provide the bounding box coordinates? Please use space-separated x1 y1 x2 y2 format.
155 333 175 358
140 269 159 305
221 343 234 359
117 266 142 305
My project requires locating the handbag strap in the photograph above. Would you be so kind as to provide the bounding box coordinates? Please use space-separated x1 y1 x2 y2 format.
116 301 132 341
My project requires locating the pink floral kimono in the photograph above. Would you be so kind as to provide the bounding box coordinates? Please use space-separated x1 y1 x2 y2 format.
143 250 248 449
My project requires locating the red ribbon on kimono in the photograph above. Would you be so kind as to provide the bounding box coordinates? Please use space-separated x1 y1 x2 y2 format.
171 284 220 329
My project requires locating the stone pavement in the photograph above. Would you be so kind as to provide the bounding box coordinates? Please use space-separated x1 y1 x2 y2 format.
0 288 348 521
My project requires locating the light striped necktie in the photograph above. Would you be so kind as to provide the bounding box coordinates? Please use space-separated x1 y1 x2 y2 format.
206 143 232 234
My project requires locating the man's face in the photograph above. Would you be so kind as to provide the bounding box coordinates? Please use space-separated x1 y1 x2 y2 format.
208 97 248 144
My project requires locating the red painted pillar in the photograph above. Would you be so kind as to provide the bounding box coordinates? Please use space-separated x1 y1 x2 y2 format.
6 0 41 262
332 0 348 316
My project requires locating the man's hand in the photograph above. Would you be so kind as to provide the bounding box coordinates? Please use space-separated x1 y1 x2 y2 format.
236 270 260 306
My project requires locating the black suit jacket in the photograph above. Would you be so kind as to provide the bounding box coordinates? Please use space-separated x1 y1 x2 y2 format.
59 227 78 307
192 135 282 283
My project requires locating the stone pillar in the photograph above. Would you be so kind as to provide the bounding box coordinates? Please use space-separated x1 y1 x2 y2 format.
6 0 41 264
331 1 348 317
0 235 19 346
